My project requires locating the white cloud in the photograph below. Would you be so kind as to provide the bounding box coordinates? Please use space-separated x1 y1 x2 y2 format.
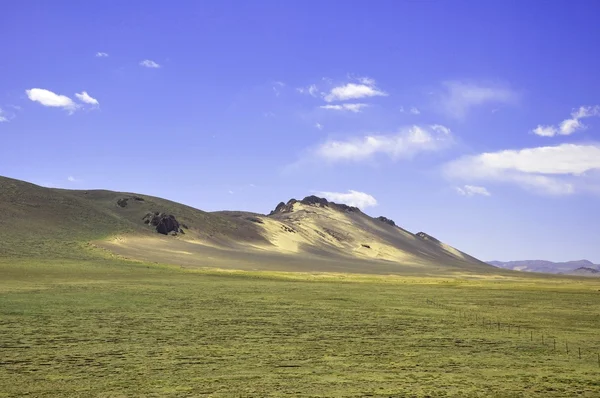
531 125 557 137
0 108 8 122
320 103 369 113
75 91 99 106
455 185 491 197
67 176 76 182
315 190 378 209
532 105 600 137
324 81 387 102
95 52 109 57
314 124 452 162
444 143 600 195
26 88 79 113
315 122 323 130
437 81 517 119
297 84 319 97
140 59 161 68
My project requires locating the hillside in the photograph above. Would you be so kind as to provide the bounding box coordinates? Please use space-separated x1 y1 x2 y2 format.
0 175 494 274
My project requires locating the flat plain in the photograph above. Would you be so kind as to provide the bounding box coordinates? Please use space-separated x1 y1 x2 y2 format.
2 256 599 397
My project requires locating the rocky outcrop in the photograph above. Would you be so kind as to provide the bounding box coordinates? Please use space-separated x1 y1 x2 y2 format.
143 212 183 235
376 216 396 227
268 196 361 215
269 201 295 215
116 196 145 208
416 232 440 243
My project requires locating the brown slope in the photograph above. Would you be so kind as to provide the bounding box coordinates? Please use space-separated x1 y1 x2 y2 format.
1 175 494 274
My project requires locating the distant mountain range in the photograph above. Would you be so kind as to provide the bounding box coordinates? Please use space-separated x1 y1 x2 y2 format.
488 259 600 275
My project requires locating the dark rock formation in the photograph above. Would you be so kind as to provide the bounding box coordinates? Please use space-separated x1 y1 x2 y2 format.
245 216 264 224
376 216 396 227
281 225 296 233
361 244 371 249
268 196 361 215
269 200 296 215
300 195 329 207
143 212 181 235
117 196 144 208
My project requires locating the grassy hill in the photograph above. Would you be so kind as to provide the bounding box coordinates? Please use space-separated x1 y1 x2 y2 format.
0 175 265 258
0 175 494 275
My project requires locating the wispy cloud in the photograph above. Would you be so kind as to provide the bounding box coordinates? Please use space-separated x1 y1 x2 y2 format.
320 103 369 113
324 81 387 102
272 81 285 97
315 189 378 208
95 52 109 57
444 143 600 195
455 185 491 197
0 107 9 122
67 176 76 182
400 106 421 115
436 81 517 119
311 124 452 163
315 122 323 130
26 88 79 114
75 91 99 106
532 105 600 137
140 59 161 68
297 84 319 97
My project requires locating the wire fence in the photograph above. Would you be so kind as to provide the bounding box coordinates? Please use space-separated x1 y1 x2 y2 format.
425 298 600 368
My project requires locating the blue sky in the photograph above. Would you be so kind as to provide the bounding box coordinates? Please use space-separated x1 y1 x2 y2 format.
2 0 600 262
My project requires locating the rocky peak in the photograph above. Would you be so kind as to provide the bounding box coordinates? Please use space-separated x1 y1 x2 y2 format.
376 216 396 227
268 195 361 216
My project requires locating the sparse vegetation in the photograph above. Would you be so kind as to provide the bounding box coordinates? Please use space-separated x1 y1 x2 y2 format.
1 258 599 397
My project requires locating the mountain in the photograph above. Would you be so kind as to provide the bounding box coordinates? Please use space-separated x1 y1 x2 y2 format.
489 259 600 274
0 175 495 275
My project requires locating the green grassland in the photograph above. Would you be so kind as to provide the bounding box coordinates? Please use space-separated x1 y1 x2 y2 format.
2 256 599 397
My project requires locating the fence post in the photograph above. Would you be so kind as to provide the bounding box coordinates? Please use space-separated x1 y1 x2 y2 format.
566 341 569 355
578 347 581 359
554 339 556 351
518 325 520 335
531 331 533 341
542 334 544 345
